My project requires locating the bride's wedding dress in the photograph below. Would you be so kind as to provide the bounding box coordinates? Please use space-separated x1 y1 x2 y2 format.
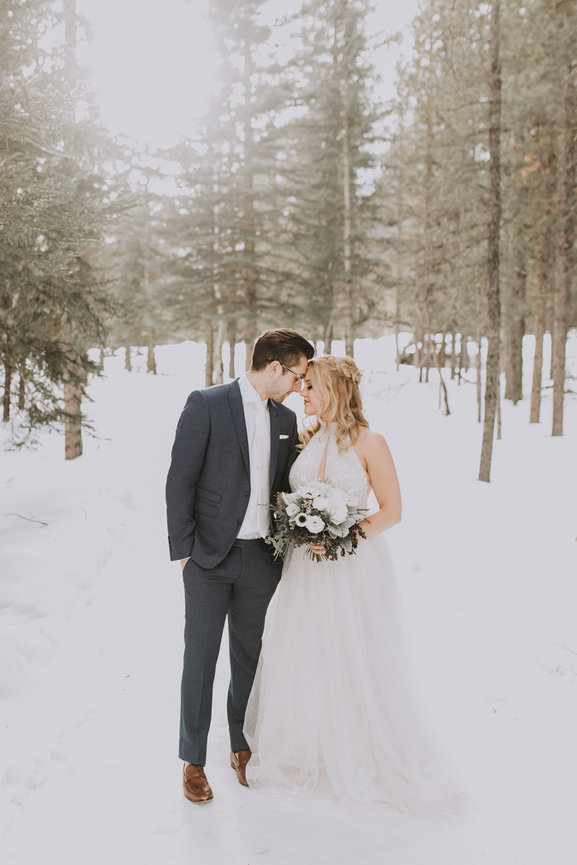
244 426 461 812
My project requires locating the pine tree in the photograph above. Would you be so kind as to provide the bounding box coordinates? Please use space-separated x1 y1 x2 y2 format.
285 0 384 353
0 0 127 451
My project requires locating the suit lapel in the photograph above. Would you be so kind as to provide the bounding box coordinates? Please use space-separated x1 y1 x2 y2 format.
228 381 250 474
268 400 280 494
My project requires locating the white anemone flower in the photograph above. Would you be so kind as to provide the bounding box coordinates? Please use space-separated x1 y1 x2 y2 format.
305 515 325 533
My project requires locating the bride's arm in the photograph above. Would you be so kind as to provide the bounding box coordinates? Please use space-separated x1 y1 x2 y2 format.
355 430 402 538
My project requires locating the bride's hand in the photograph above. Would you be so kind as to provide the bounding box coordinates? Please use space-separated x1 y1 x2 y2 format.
309 542 326 556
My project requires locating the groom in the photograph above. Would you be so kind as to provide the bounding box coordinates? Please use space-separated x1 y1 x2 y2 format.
166 328 314 803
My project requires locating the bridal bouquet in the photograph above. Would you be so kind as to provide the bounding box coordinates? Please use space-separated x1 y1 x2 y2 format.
266 480 367 562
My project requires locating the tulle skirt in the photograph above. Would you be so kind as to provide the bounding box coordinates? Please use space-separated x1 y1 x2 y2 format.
244 535 462 813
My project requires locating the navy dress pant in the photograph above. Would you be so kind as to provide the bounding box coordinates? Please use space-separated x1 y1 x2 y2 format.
179 539 282 765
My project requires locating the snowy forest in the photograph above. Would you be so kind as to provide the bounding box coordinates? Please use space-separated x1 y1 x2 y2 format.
2 3 577 864
1 0 576 479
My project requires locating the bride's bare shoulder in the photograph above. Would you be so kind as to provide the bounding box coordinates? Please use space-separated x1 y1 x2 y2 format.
354 427 394 466
356 427 389 449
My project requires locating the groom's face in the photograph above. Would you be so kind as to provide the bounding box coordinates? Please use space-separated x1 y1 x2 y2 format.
268 355 309 403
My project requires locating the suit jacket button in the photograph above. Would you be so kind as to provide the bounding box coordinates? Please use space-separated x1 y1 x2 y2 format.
244 492 248 498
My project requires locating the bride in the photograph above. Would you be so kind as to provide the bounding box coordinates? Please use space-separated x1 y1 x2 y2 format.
244 355 461 812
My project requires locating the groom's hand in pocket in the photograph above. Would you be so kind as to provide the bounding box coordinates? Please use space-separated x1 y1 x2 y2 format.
181 558 190 570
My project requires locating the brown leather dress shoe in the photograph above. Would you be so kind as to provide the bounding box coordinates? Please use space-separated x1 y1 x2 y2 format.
183 763 213 803
230 749 251 787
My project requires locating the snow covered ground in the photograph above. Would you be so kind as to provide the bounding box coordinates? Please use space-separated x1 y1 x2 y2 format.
1 334 576 865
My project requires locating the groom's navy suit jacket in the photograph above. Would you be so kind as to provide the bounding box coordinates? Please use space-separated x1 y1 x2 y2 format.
166 379 299 569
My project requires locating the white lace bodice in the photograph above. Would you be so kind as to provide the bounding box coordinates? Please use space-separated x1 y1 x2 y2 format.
289 427 370 508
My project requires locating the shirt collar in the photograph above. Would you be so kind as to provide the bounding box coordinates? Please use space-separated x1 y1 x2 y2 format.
238 373 269 409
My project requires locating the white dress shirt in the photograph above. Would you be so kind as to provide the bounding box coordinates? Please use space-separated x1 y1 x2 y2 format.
237 373 271 539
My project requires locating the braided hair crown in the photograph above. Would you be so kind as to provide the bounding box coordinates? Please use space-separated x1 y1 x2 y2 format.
324 355 363 387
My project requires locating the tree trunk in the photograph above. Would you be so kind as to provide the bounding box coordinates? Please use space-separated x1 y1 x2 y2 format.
394 286 401 371
551 2 576 433
395 106 405 373
462 336 470 373
63 360 84 461
18 372 25 411
243 287 256 370
3 361 12 422
341 75 354 359
458 334 469 385
59 313 85 460
504 248 526 404
64 385 83 459
227 319 236 379
323 319 333 352
496 375 502 440
479 0 502 483
146 328 157 375
552 84 571 436
432 342 450 415
242 38 257 370
530 229 548 423
62 2 84 461
421 334 429 383
476 336 483 423
211 162 225 386
438 331 446 368
214 320 225 384
205 323 215 387
414 330 423 378
125 345 132 372
229 344 236 380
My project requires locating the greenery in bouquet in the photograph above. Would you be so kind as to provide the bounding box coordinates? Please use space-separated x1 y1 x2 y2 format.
266 480 368 562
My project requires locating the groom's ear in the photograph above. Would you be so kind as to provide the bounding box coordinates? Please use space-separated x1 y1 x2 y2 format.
268 361 283 378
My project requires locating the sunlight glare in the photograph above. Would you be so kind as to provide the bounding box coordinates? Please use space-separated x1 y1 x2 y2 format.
75 0 417 149
77 0 215 147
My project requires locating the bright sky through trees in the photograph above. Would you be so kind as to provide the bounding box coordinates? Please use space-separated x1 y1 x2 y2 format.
76 0 418 148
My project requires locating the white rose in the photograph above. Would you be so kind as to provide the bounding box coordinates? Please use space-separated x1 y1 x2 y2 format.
298 481 323 499
285 502 300 517
305 515 325 533
328 502 348 524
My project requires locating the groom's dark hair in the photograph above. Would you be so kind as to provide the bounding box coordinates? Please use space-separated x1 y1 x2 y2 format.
250 328 314 371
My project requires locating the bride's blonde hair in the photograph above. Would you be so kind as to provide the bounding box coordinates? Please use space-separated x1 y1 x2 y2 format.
299 355 369 451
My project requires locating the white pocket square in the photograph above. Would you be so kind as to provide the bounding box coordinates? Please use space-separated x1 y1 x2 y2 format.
279 434 289 440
